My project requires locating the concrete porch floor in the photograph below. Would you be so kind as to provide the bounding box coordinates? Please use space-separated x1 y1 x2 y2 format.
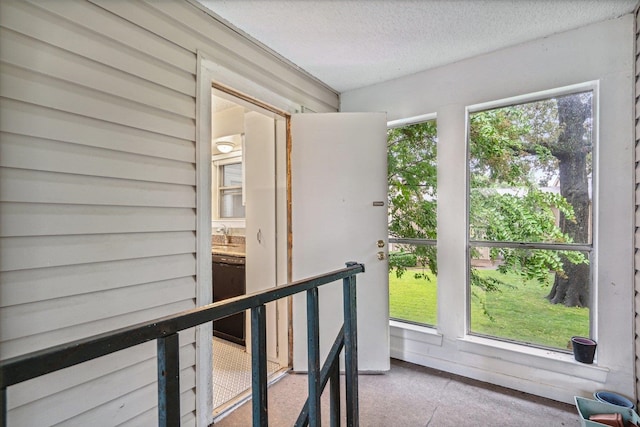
213 358 579 426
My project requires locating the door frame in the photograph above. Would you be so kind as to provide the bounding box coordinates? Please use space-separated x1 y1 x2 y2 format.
196 50 300 426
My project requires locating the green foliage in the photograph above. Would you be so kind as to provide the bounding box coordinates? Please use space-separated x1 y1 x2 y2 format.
387 121 437 239
469 107 532 185
470 185 588 285
388 251 417 270
388 246 436 280
470 187 573 242
469 100 588 290
388 121 438 278
467 97 590 290
468 100 562 188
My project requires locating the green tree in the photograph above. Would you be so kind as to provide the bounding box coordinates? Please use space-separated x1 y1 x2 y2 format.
387 121 437 276
469 93 592 307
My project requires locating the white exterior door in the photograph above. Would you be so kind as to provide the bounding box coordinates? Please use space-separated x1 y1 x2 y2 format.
291 112 390 372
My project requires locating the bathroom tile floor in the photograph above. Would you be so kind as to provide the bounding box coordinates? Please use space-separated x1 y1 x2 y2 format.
212 337 281 413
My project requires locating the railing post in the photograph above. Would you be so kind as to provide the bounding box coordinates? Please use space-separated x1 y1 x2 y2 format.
251 305 268 427
307 287 321 427
329 361 341 427
1 387 6 427
343 262 360 427
157 333 181 427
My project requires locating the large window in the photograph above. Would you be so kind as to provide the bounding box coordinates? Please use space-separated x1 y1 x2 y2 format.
467 90 593 350
387 119 438 326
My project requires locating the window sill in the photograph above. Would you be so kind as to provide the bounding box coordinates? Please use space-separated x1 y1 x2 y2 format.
457 335 609 383
390 320 443 346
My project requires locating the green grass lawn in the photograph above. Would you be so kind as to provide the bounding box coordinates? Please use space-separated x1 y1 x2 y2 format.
389 268 589 350
389 269 438 325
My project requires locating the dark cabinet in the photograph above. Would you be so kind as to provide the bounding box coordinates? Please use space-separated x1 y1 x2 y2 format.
212 255 246 346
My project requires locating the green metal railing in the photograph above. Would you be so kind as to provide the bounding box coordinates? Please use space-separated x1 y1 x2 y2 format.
0 262 364 427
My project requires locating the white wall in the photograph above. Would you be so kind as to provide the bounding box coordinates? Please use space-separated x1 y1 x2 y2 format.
342 14 635 403
0 1 337 425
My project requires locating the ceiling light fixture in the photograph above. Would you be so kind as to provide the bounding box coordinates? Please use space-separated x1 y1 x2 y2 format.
215 136 236 153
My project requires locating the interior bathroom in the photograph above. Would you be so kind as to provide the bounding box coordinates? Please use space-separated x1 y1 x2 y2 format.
210 89 288 416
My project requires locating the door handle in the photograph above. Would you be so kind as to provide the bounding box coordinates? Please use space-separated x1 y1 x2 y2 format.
377 251 385 261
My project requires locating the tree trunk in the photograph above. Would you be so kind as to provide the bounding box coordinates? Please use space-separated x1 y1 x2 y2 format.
546 95 591 307
547 255 590 306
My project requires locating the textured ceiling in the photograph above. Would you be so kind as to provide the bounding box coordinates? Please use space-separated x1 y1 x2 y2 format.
197 0 637 93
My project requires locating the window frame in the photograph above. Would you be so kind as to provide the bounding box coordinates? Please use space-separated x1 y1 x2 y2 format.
212 151 246 228
387 113 439 328
465 82 598 352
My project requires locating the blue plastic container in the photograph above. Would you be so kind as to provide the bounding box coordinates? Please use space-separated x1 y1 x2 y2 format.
594 391 636 411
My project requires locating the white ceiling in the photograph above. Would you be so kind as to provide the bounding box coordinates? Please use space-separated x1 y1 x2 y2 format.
197 0 637 93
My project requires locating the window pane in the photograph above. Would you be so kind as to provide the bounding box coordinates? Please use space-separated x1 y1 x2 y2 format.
467 90 593 350
220 188 244 218
388 120 437 326
469 91 593 245
469 249 590 350
389 245 437 326
222 163 243 187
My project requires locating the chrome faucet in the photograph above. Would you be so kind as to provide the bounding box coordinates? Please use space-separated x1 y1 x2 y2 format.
216 225 230 245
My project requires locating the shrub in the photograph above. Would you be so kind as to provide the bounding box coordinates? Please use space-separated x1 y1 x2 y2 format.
389 251 417 268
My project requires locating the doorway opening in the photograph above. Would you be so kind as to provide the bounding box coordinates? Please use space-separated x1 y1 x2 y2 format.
210 86 290 416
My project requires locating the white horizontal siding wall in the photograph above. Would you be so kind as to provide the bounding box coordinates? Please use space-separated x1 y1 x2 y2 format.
0 0 338 425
